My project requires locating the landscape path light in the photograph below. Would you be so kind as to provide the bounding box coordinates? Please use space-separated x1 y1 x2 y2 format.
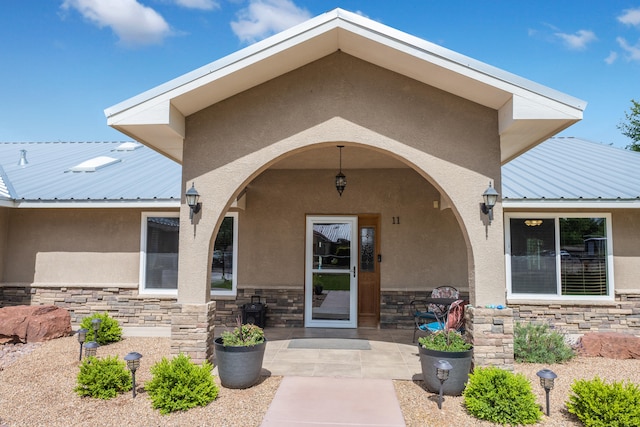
76 328 88 361
537 368 557 416
83 341 99 360
434 359 453 409
124 352 142 398
91 318 102 343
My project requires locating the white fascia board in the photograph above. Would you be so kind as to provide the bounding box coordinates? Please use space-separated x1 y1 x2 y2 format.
13 200 181 209
0 199 14 208
503 200 640 209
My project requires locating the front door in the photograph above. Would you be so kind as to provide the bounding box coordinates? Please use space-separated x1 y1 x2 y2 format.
305 216 357 328
358 215 380 327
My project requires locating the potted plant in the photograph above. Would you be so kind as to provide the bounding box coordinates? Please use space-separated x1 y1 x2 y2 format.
418 330 473 396
214 318 266 389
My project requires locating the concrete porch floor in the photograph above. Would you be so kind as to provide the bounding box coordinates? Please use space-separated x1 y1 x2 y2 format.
214 327 423 381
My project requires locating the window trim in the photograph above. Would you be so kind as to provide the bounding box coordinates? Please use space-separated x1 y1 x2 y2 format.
505 212 614 301
139 212 179 296
211 212 239 297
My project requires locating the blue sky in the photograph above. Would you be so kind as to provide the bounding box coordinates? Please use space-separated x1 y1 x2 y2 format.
2 1 639 149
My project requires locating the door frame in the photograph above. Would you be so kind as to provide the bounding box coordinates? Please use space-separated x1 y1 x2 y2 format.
304 215 358 328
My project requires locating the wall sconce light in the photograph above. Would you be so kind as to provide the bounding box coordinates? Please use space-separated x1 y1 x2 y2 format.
537 368 557 416
434 359 453 409
185 183 202 221
124 352 142 398
83 341 99 360
481 181 499 223
91 318 102 343
335 145 347 197
77 328 88 361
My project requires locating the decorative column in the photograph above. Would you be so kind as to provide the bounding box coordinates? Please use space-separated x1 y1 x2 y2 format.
465 305 514 370
170 301 216 365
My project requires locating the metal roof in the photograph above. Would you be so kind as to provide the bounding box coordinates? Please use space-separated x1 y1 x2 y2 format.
0 141 181 206
502 137 640 201
2 137 639 208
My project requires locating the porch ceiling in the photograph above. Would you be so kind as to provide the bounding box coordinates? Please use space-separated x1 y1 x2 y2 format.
105 8 585 165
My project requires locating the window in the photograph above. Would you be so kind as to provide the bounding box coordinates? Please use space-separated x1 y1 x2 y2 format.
140 212 238 296
211 213 238 296
140 213 179 295
506 214 613 299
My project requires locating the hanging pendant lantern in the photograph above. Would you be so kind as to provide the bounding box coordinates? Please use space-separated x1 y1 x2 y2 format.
335 145 346 196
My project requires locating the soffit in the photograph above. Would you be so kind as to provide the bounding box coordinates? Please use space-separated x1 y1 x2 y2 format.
106 8 585 164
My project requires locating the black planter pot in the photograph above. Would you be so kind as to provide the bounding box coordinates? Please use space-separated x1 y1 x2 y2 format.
214 337 267 389
419 345 473 396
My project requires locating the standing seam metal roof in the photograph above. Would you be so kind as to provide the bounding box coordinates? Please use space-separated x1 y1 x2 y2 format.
502 137 640 200
1 137 639 204
0 141 181 202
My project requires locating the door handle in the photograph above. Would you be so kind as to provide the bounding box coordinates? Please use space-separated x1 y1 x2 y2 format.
353 266 356 277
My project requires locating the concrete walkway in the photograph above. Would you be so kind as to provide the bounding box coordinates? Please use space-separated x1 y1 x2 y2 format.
248 328 418 426
260 376 406 427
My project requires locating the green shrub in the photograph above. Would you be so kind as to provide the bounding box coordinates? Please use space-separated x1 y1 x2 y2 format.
418 330 472 352
79 312 123 345
514 322 575 363
146 353 219 415
221 323 265 347
566 377 640 426
463 366 542 425
74 356 132 399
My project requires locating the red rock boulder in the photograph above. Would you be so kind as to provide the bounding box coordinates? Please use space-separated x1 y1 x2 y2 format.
579 332 640 359
0 305 72 344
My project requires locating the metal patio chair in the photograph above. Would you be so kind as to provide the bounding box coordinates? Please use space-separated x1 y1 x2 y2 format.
410 285 460 342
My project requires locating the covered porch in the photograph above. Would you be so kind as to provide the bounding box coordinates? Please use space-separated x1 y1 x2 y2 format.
105 9 584 369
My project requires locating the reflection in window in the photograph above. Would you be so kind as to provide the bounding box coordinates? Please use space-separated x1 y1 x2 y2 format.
141 213 238 295
509 216 609 297
144 216 179 290
211 216 235 293
312 223 351 270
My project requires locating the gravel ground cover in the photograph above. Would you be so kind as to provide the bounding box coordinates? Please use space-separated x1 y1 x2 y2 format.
2 336 640 426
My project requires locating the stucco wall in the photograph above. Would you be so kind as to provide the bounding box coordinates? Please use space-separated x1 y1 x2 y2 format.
612 209 640 292
0 207 8 282
3 208 144 284
238 168 468 290
179 51 504 306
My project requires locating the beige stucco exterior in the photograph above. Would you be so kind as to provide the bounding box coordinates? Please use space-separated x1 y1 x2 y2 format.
2 208 143 285
177 52 505 307
0 207 8 282
612 209 640 292
238 168 468 290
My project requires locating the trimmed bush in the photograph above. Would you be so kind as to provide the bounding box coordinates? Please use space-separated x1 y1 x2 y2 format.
566 377 640 426
146 353 219 415
463 366 542 425
514 322 574 363
75 356 132 399
221 323 265 347
79 312 123 345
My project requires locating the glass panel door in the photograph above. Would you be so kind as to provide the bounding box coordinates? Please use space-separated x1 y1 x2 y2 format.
305 216 357 328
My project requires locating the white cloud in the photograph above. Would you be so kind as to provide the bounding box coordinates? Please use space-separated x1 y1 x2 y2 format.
554 29 597 50
617 37 640 61
604 51 618 64
230 0 311 43
618 7 640 27
174 0 219 10
61 0 171 47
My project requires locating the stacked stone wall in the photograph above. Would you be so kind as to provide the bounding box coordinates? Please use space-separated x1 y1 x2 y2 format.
511 299 640 336
213 287 304 327
0 285 177 327
466 306 515 370
170 301 216 365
